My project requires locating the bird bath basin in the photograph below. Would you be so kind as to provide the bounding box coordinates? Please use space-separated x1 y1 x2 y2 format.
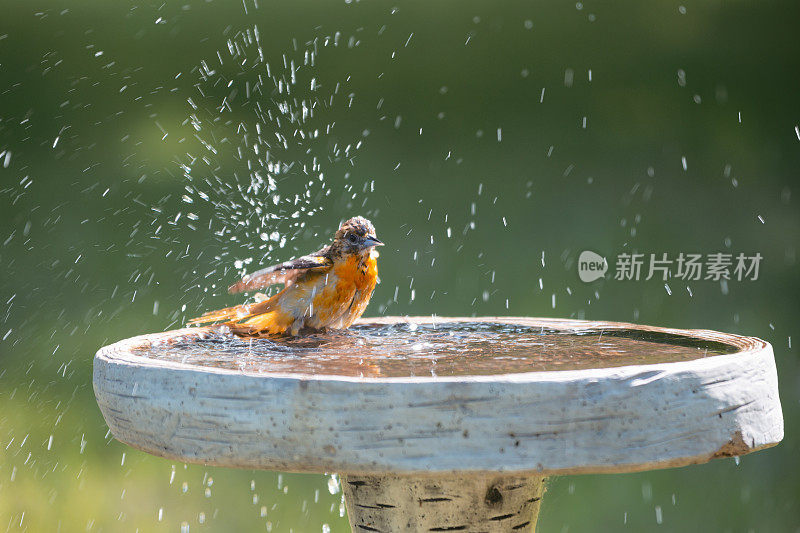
93 316 783 532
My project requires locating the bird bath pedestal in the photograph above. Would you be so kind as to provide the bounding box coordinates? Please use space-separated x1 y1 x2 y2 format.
93 317 783 532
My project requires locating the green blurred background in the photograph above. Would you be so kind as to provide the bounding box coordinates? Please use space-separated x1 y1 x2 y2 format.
1 0 798 530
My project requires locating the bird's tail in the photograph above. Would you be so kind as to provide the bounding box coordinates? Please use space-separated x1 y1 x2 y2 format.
187 294 294 336
187 299 273 326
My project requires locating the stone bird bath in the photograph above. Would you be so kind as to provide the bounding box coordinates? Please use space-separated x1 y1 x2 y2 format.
93 317 783 531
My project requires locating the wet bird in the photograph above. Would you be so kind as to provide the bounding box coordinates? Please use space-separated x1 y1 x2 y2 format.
189 216 383 336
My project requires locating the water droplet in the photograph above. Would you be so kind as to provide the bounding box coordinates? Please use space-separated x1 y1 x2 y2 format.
327 474 340 494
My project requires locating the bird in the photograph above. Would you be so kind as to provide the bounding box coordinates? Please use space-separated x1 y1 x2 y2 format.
188 216 383 337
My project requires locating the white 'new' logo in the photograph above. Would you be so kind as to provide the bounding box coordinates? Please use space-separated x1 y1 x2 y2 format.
578 251 607 282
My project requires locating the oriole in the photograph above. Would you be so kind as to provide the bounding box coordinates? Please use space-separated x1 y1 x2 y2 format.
188 216 383 336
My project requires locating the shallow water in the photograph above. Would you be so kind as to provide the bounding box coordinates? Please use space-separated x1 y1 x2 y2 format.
132 322 737 378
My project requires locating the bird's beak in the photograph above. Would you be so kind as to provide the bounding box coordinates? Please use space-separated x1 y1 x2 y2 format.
363 236 384 248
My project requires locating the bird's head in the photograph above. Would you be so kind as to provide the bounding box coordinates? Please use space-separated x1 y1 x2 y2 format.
331 216 384 257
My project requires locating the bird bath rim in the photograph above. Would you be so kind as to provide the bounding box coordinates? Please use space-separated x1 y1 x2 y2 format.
93 316 783 477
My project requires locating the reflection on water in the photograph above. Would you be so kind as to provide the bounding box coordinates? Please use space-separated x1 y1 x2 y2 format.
133 322 737 378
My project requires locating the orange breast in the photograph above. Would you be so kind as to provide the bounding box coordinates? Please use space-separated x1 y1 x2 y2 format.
308 252 378 329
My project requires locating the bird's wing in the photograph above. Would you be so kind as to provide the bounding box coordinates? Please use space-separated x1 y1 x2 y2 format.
228 249 333 294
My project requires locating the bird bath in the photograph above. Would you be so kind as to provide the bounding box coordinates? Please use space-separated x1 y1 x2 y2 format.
93 316 783 532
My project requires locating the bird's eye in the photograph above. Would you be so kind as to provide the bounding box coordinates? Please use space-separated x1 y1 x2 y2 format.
348 233 358 243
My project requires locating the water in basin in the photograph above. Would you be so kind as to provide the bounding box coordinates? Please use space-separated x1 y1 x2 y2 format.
130 321 737 378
